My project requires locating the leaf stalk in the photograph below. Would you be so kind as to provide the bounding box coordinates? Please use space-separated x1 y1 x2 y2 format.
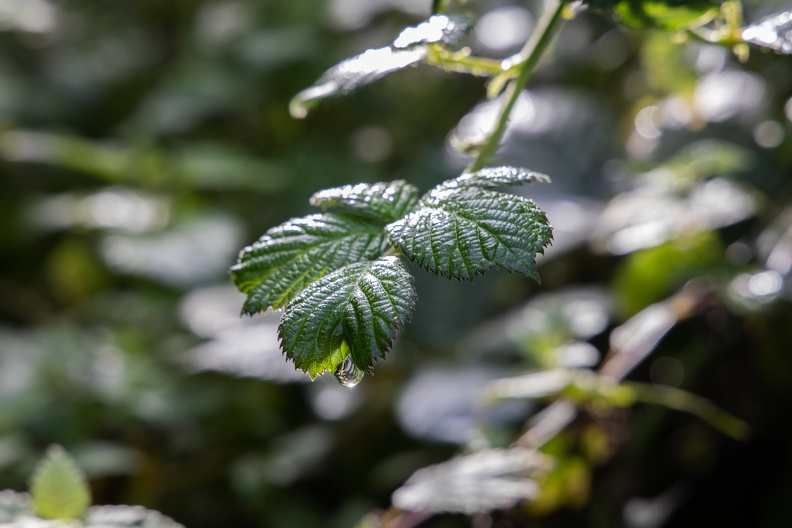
467 0 567 172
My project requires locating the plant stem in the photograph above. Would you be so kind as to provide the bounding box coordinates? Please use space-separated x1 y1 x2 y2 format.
466 0 566 172
425 46 504 77
625 382 751 441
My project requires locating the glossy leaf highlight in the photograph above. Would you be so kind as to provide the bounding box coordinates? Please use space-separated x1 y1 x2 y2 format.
310 180 420 223
742 10 792 54
386 167 553 281
289 15 469 118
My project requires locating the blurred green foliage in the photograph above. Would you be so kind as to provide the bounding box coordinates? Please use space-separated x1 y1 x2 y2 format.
1 0 792 527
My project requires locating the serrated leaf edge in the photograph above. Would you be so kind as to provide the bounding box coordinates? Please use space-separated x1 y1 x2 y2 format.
277 256 417 379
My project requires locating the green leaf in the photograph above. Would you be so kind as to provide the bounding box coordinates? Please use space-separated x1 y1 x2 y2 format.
443 166 551 190
309 180 420 223
289 15 469 118
584 0 719 30
608 0 719 30
289 47 426 118
386 167 552 281
231 214 390 314
278 256 416 378
30 445 91 520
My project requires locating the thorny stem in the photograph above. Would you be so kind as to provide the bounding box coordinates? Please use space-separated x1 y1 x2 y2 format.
466 0 567 172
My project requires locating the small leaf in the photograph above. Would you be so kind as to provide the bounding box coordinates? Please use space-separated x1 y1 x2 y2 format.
386 166 552 281
289 47 427 118
279 256 416 378
742 10 792 54
30 445 91 520
309 180 420 223
289 15 469 118
231 214 390 314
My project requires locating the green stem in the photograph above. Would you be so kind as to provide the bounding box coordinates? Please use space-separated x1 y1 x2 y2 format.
625 382 751 441
466 0 566 172
425 46 504 77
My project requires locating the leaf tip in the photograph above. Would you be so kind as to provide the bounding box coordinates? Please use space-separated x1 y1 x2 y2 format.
289 94 311 119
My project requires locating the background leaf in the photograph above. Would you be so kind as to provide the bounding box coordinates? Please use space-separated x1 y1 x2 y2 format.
392 15 470 49
309 180 419 223
289 14 469 118
742 10 792 54
30 446 91 520
392 448 551 514
386 167 552 281
231 214 390 314
278 256 416 378
290 47 427 118
588 0 719 30
86 505 185 528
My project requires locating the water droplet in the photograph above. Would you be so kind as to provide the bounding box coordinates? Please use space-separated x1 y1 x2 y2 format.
334 355 364 387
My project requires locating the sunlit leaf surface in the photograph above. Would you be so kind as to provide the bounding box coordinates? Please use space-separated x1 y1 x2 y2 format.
386 167 552 280
392 14 470 49
309 180 419 223
290 15 469 117
279 256 416 378
742 10 792 54
231 214 390 314
290 47 426 118
392 448 550 514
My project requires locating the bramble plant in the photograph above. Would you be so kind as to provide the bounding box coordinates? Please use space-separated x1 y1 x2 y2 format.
231 168 552 383
231 0 789 385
